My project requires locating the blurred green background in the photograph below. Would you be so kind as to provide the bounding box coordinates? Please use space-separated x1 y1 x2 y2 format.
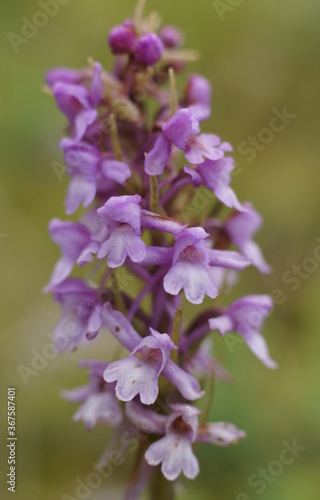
1 0 320 499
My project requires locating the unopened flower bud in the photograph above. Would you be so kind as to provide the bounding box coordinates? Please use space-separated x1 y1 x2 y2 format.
160 25 184 48
186 74 212 106
108 24 136 54
134 33 164 66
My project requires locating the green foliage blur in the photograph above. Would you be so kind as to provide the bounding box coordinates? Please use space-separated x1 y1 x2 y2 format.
1 0 320 499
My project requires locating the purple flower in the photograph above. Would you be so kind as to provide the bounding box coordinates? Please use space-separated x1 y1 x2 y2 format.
128 401 245 479
224 202 272 273
183 74 212 122
185 74 212 107
134 34 164 66
62 360 122 429
44 7 276 489
50 62 103 149
163 227 219 304
159 25 184 48
209 295 277 369
183 133 230 166
50 279 103 352
133 225 249 303
45 219 92 291
108 23 137 54
145 108 227 176
138 228 250 274
77 210 109 267
104 328 176 405
184 156 245 212
196 421 246 446
97 195 146 267
163 109 228 163
144 134 172 176
64 142 131 214
144 108 199 175
101 303 204 401
45 67 90 86
163 109 200 150
145 404 200 481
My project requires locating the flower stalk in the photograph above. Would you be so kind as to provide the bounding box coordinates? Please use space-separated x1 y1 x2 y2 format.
44 2 276 498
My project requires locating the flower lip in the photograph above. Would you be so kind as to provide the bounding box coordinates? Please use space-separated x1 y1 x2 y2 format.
103 329 177 405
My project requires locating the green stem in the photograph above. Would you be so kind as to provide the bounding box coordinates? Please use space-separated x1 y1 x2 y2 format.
110 271 127 314
110 113 123 161
150 468 175 500
149 175 160 213
126 440 148 493
201 371 215 424
134 0 146 33
168 67 178 116
171 306 182 364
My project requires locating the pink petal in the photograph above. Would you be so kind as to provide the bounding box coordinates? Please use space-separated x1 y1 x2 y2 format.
209 315 233 335
89 62 103 106
197 422 246 446
244 330 277 369
163 109 199 150
100 159 131 185
60 109 98 149
125 400 167 434
208 249 251 270
73 392 122 430
241 241 272 274
141 210 187 235
144 135 171 175
65 176 97 215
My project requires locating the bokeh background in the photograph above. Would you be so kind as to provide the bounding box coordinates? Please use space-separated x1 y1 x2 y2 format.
1 0 320 499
